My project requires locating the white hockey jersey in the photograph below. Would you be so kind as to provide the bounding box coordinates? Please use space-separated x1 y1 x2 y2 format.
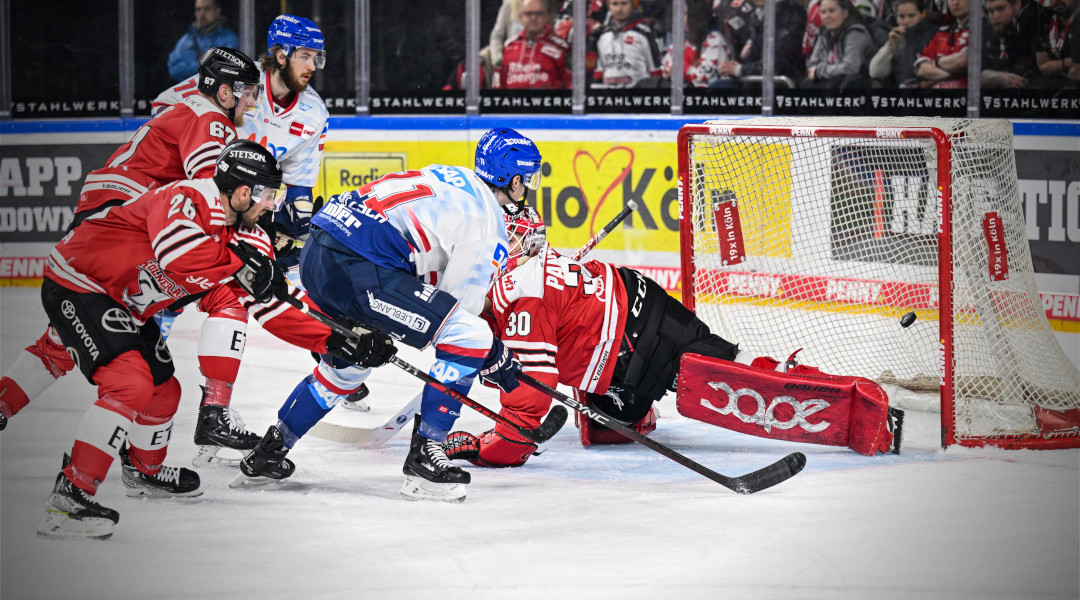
310 165 510 316
150 69 328 188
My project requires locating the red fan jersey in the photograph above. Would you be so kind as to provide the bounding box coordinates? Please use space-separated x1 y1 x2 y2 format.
486 246 628 428
46 179 330 351
915 21 971 89
493 26 571 90
77 95 237 215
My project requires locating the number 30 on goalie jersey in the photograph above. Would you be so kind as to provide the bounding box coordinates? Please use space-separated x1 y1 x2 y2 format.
488 246 628 396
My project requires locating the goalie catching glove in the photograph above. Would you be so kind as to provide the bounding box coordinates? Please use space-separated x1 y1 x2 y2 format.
324 319 398 368
479 338 521 393
231 241 288 304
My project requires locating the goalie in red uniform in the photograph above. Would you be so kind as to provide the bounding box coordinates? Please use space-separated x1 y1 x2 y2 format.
34 141 394 540
443 207 903 468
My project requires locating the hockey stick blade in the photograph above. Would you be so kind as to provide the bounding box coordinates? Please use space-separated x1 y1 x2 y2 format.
309 393 422 446
571 200 639 261
518 373 805 494
277 293 566 444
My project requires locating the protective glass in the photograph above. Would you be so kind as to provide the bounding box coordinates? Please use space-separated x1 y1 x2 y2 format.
253 184 287 212
291 48 327 70
522 167 542 190
232 81 260 100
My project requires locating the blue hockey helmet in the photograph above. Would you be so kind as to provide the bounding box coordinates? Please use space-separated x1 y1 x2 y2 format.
474 128 543 192
267 15 326 68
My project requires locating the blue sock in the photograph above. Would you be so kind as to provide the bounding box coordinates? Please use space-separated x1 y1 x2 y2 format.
276 374 342 448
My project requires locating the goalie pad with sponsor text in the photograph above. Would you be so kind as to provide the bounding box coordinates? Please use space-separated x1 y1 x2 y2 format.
676 353 898 455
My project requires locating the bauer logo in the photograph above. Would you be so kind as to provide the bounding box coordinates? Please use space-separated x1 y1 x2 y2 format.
704 381 831 433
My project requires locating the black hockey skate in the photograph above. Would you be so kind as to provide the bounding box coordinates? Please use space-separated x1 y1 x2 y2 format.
442 431 480 463
38 471 120 541
341 383 371 411
887 407 905 454
401 415 470 503
192 391 261 467
230 425 295 488
119 444 203 498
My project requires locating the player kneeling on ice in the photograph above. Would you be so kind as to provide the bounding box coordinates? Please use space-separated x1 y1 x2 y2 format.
443 208 904 468
232 128 544 503
34 141 393 541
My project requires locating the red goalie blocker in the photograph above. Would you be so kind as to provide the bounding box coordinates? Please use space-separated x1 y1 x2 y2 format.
675 354 899 455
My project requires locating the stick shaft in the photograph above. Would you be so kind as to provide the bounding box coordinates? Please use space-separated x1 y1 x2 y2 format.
571 200 639 261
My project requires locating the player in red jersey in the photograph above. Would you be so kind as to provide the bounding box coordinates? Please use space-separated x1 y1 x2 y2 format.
34 141 394 540
443 207 901 467
0 49 279 465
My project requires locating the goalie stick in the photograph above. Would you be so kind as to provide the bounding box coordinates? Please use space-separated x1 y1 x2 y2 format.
571 200 639 261
279 294 567 444
517 373 806 494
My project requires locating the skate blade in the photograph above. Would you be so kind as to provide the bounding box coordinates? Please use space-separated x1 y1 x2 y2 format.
37 512 115 541
399 476 467 503
229 471 290 489
192 445 245 468
124 486 204 499
340 398 371 412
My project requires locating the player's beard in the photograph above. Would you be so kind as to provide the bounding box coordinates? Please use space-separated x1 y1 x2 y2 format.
238 206 264 230
231 110 245 128
281 59 310 95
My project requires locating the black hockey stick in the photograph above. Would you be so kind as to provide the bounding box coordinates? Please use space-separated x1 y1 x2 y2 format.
279 294 567 444
517 373 806 494
571 200 639 261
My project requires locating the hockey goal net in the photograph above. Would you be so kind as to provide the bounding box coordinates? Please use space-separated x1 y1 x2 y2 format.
678 117 1080 449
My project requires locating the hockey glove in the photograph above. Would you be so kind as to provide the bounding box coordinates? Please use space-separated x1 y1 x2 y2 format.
479 338 522 393
325 321 398 368
231 241 289 304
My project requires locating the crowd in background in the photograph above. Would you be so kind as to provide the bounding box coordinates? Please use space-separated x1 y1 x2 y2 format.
443 0 1080 91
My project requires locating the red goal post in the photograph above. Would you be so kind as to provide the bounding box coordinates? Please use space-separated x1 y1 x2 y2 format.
677 118 1080 450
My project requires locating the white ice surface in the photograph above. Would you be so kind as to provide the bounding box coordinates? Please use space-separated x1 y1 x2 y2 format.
1 286 1077 600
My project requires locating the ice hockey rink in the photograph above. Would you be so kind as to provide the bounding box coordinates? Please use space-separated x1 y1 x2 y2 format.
1 285 1077 600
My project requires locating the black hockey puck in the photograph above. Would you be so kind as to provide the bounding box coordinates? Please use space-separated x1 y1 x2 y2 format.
899 312 917 328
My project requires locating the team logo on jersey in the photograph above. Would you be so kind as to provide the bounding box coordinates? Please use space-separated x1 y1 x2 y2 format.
289 122 316 140
101 308 138 334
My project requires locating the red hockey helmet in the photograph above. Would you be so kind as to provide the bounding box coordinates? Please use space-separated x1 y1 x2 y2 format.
504 205 546 273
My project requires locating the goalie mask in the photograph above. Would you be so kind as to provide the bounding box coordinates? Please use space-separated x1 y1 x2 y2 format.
504 205 547 273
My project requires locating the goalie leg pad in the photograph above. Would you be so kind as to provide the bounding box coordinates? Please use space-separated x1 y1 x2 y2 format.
675 353 896 456
573 390 658 446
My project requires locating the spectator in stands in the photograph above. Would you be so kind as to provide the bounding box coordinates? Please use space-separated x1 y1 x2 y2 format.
981 0 1052 88
719 0 808 85
802 0 877 88
592 0 665 87
912 0 970 87
493 0 572 89
1040 0 1077 86
1067 0 1080 82
660 0 734 87
489 0 526 70
869 0 941 86
167 0 238 82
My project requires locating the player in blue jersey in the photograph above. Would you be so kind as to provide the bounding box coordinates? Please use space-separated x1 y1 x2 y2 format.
232 129 543 502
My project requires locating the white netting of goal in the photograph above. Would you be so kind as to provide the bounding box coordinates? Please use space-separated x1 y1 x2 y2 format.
681 117 1079 447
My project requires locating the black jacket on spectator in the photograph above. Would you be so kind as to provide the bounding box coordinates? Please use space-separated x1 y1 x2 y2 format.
982 0 1053 85
735 0 809 82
